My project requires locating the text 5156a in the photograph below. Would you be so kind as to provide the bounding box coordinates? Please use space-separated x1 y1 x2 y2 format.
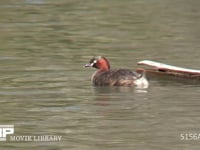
180 133 200 141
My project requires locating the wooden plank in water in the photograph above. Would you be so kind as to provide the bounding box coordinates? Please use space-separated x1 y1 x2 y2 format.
137 60 200 79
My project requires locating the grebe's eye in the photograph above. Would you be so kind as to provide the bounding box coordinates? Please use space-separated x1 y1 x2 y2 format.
93 60 97 64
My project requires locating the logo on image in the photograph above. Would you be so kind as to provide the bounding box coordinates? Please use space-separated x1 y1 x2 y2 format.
0 125 14 141
0 125 62 142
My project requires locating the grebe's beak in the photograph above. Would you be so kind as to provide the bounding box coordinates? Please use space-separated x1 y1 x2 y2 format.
84 63 93 68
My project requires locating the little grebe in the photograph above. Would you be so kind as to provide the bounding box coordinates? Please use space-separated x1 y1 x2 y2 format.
84 56 149 88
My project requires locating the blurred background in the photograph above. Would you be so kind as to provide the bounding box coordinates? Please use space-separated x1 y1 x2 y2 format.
0 0 200 149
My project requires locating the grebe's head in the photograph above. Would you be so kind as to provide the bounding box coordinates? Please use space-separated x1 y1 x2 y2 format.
84 56 110 71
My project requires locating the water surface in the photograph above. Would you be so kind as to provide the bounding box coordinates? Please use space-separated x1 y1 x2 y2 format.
0 0 200 149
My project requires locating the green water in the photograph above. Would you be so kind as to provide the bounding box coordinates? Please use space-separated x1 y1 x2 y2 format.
0 0 200 149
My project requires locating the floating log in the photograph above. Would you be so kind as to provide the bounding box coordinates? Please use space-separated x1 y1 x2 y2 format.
137 60 200 80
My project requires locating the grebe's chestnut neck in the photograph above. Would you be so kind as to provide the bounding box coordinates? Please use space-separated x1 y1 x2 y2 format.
84 56 110 71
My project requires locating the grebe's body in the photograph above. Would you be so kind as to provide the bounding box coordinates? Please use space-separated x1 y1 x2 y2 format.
84 56 149 88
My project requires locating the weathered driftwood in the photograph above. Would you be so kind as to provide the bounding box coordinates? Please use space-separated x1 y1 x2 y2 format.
137 60 200 80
